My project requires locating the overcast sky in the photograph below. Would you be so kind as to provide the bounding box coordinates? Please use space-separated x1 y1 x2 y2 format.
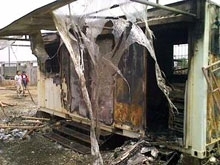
0 0 219 62
0 0 54 29
0 0 55 62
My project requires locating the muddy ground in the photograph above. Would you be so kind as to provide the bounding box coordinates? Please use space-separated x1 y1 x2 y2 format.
0 86 169 165
0 86 212 165
0 86 97 165
0 86 136 165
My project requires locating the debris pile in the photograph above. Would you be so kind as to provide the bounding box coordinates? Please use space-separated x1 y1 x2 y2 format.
0 128 27 142
0 115 49 142
0 101 16 117
104 140 181 165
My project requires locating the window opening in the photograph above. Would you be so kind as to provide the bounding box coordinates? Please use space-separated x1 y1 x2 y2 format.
173 44 188 75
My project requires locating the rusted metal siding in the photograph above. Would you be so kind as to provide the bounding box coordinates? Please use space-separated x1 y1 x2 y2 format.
39 36 146 133
62 38 146 130
114 43 145 129
206 3 220 144
114 102 143 127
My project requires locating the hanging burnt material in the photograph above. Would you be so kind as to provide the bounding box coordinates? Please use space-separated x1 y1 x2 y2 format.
44 34 61 74
30 31 49 73
53 14 104 165
52 0 176 164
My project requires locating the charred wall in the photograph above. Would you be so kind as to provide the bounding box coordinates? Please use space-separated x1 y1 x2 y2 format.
44 35 61 74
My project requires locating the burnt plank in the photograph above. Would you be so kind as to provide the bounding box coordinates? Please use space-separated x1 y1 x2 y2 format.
44 132 90 154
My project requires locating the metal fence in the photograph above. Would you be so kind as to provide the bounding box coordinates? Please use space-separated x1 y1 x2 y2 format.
0 61 38 85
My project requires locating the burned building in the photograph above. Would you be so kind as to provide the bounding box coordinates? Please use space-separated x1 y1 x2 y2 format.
0 0 220 161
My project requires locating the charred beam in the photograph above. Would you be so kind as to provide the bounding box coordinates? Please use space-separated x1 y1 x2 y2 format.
131 0 196 17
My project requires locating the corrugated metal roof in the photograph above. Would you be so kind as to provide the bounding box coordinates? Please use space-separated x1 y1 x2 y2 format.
0 0 212 37
0 0 75 36
0 0 55 29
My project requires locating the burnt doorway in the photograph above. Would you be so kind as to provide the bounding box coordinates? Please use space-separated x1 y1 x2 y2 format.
146 24 189 137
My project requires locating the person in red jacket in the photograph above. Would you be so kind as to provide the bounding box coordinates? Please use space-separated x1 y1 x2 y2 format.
21 71 29 91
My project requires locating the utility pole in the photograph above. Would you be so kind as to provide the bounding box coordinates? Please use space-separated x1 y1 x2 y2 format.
8 46 10 67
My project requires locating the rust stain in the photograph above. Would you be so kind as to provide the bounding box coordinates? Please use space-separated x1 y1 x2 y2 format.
114 102 129 123
114 74 144 128
114 102 143 127
130 104 143 127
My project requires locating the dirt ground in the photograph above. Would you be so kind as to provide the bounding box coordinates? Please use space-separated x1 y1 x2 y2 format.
0 86 207 165
0 86 97 165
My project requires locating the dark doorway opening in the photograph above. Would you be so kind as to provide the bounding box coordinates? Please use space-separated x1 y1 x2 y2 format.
146 24 189 139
